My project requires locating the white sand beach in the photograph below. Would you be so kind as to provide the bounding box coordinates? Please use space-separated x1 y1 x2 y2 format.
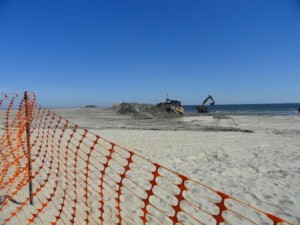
2 1 300 223
52 108 300 224
1 107 299 224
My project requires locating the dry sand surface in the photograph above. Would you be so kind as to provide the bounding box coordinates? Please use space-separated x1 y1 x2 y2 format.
53 108 300 224
1 107 299 224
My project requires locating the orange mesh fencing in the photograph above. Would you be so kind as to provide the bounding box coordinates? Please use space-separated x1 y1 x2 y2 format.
0 92 292 225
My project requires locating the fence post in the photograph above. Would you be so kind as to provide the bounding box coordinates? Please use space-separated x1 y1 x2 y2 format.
24 91 33 205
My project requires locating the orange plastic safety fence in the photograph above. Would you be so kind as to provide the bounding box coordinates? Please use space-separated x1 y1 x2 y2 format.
0 92 292 225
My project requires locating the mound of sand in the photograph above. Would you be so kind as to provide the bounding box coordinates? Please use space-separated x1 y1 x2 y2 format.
111 102 182 118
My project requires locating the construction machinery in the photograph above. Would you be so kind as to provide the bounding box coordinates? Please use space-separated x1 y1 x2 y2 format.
156 95 184 115
197 95 215 113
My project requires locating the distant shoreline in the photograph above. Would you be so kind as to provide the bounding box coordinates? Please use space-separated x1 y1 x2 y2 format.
184 103 300 116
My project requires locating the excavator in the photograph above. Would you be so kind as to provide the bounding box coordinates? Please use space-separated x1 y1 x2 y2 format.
197 95 215 113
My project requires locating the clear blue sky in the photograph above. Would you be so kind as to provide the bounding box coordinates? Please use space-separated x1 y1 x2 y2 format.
1 0 300 107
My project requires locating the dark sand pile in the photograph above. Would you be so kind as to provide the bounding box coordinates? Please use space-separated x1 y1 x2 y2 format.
111 102 182 118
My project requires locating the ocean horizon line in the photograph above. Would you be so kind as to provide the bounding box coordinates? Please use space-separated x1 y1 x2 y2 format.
47 102 300 109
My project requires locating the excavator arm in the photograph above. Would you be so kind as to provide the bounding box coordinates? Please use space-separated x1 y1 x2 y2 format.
202 95 215 106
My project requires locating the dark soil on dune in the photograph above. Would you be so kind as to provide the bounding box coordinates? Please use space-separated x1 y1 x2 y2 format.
111 102 182 119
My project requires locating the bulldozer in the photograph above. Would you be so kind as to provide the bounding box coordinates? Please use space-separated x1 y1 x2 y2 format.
197 95 215 113
156 95 184 115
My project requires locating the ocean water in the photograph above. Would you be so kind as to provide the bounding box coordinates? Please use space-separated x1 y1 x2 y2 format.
183 103 300 115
